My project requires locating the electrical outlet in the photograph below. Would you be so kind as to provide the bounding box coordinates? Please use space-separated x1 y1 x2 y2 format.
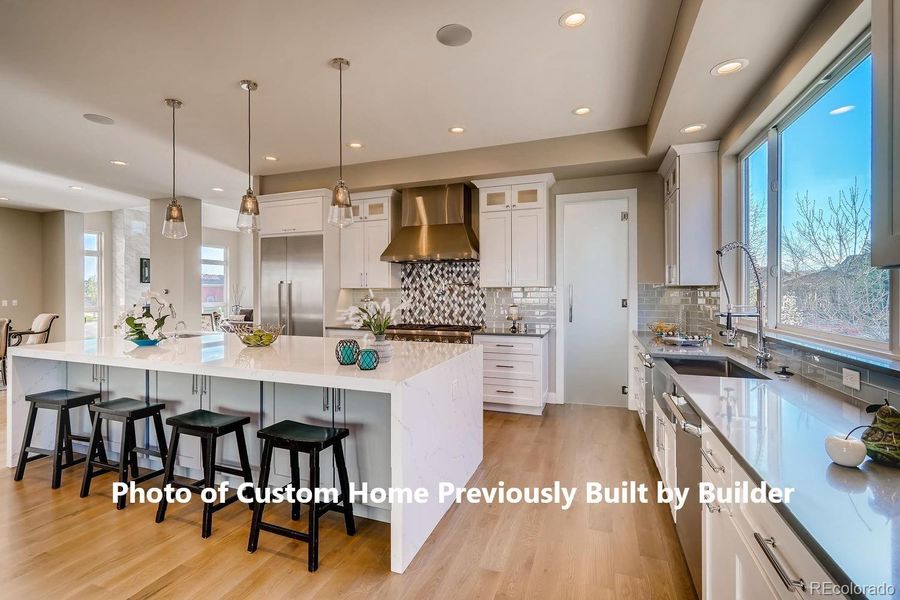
842 368 861 391
11 299 17 306
0 300 6 307
740 335 749 348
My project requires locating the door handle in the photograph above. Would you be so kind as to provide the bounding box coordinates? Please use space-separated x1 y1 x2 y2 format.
753 533 806 591
568 284 574 323
286 281 293 335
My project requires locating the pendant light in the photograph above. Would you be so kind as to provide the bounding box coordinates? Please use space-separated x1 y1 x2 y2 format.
236 80 260 232
161 98 188 239
327 57 353 228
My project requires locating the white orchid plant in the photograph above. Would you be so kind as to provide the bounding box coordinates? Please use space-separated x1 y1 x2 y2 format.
114 290 175 342
340 291 406 336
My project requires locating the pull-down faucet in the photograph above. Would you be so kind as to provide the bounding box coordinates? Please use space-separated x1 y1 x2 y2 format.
716 241 772 368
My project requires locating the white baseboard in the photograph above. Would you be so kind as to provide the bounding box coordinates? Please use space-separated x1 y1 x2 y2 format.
484 403 545 416
546 392 561 404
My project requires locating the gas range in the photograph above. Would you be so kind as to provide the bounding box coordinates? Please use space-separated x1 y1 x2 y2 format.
386 323 481 344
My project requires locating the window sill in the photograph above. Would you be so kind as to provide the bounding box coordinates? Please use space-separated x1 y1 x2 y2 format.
732 322 900 376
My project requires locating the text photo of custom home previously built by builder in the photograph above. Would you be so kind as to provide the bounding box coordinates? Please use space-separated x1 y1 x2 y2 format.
1 1 898 599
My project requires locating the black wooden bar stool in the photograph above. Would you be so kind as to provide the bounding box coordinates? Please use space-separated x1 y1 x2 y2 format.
14 389 104 489
80 397 168 509
247 420 356 572
155 409 254 538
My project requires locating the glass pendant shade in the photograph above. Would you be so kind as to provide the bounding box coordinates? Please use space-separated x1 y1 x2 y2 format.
236 189 260 232
162 199 188 239
328 180 353 227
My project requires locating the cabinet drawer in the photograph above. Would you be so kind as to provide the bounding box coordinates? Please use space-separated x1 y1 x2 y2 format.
475 335 541 355
483 378 541 407
483 353 540 380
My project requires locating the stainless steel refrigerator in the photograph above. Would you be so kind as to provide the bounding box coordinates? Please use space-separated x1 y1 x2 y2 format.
259 235 324 336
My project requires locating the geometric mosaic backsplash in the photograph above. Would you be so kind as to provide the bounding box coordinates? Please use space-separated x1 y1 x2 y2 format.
399 262 486 325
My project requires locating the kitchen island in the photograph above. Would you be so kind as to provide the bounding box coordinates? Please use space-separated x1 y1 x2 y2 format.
6 334 484 573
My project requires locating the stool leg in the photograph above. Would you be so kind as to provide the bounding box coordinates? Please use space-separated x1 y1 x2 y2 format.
155 428 180 524
234 428 254 511
308 449 320 572
290 450 301 521
80 414 103 498
201 434 217 539
151 412 168 468
247 439 273 553
116 421 133 509
14 402 39 481
62 408 75 466
51 406 66 489
89 406 108 465
333 440 356 536
126 420 140 478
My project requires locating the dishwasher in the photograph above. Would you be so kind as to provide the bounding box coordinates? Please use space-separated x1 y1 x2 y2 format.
661 382 703 597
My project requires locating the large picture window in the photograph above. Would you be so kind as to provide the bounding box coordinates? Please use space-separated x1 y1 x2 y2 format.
739 35 888 348
84 232 102 339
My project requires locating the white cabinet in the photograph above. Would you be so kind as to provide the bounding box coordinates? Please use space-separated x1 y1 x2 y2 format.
258 195 325 237
658 143 719 285
472 173 554 288
339 190 400 289
475 334 548 416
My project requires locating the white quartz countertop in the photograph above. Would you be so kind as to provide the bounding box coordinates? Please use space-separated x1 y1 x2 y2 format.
8 334 480 393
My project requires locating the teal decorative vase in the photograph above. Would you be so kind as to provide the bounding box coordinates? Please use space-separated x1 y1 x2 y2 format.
357 348 379 371
335 339 360 365
131 338 160 347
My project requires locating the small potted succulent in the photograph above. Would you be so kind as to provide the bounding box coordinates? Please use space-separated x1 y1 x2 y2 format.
114 290 175 346
339 291 405 361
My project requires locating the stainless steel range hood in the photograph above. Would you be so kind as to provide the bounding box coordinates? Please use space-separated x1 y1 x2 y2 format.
380 183 479 262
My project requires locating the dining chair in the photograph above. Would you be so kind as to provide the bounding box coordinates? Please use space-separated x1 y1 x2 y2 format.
9 313 60 347
0 318 10 387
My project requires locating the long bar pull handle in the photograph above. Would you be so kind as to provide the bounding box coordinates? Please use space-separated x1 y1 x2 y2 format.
277 281 284 329
753 533 806 591
568 284 574 323
286 281 293 336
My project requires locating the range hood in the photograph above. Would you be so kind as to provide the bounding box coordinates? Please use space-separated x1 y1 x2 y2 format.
380 183 479 262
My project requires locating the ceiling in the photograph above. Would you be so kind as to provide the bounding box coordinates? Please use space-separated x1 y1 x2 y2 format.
0 0 680 213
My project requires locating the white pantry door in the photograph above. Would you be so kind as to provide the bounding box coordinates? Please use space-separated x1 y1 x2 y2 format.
562 198 629 406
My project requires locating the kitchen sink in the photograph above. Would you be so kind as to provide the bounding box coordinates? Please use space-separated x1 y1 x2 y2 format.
662 357 769 379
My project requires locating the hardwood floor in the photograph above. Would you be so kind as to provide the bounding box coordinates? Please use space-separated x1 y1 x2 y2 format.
0 391 695 600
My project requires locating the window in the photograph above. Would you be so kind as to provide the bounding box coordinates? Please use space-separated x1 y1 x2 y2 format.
201 245 227 314
84 232 102 339
739 35 889 348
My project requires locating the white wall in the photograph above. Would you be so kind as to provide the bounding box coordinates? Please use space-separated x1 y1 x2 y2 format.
112 206 151 317
41 210 84 342
0 207 43 332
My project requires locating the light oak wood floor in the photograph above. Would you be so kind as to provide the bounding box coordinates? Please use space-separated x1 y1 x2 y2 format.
0 390 696 600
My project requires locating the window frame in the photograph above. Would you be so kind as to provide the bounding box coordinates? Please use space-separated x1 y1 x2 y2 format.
200 244 228 314
83 231 103 339
737 31 890 353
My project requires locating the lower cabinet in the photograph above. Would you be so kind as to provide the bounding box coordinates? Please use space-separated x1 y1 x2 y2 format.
475 334 549 415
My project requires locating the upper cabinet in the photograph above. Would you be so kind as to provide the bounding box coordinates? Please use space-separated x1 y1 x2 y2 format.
339 189 400 289
473 173 554 287
872 4 900 266
658 142 719 286
258 191 328 237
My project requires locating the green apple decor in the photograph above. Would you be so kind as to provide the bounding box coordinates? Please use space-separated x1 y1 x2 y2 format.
862 401 900 468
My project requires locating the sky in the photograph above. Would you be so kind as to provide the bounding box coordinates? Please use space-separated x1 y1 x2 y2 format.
744 53 873 263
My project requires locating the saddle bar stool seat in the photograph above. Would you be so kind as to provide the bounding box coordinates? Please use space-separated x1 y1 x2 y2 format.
247 419 356 572
14 388 104 489
80 397 168 509
155 409 255 539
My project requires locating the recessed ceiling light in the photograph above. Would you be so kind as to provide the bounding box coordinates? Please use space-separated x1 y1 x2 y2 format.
829 105 855 115
680 123 707 134
436 24 473 47
559 10 587 28
69 185 84 190
572 107 591 116
109 160 128 166
448 126 465 134
211 187 225 192
710 58 749 76
264 155 278 161
83 113 114 125
347 142 364 149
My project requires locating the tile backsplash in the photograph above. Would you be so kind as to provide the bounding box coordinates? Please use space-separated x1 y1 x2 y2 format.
638 284 719 335
347 262 555 328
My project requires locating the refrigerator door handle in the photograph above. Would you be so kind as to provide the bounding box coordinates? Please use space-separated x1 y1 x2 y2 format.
286 281 293 335
277 281 284 328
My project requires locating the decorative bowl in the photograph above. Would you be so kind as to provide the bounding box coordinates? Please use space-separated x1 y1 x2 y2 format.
648 322 679 336
131 338 161 347
230 324 284 347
